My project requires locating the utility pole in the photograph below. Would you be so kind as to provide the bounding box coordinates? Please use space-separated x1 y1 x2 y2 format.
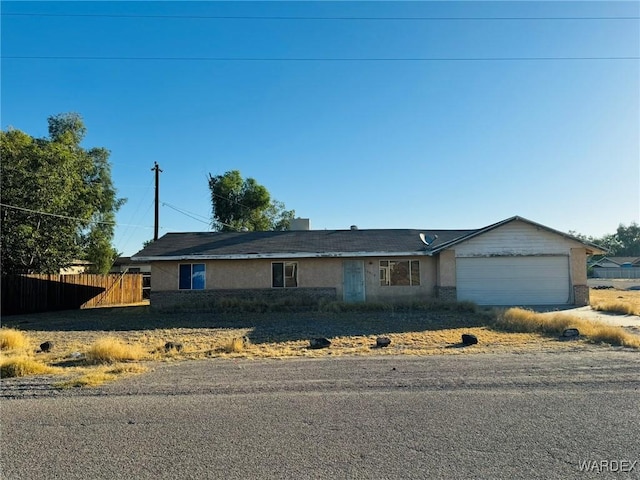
152 162 162 241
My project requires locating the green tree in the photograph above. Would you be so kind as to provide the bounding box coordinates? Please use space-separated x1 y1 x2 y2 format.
208 170 294 231
611 223 640 256
0 113 124 274
570 222 640 256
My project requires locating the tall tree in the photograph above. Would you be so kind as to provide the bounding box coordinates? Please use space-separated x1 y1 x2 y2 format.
0 113 124 274
611 223 640 256
570 222 640 256
208 170 294 231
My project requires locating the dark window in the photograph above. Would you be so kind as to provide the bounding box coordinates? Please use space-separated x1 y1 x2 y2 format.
272 262 298 288
179 263 205 290
379 260 420 286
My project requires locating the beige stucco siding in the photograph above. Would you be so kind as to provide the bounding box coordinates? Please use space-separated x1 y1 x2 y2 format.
363 256 436 302
151 256 436 302
436 250 456 287
152 258 344 292
570 248 587 285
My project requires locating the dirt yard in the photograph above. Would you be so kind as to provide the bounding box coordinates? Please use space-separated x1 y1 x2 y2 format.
2 289 639 390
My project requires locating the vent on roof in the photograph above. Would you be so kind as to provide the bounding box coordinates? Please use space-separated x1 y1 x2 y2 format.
350 225 358 230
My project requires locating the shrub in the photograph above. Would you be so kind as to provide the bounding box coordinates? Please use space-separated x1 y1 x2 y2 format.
494 308 640 348
0 355 56 378
223 337 246 353
86 337 146 364
592 302 636 316
0 328 30 351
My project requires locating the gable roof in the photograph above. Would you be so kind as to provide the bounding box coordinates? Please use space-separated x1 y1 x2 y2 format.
591 256 640 267
429 216 606 255
131 216 606 261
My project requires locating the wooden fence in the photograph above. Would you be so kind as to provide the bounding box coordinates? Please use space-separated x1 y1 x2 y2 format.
1 273 144 315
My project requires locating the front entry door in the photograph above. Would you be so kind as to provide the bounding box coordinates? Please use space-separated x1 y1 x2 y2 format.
343 260 365 303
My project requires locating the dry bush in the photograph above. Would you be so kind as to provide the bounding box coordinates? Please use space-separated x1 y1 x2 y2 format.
85 337 146 364
495 308 640 348
591 302 636 316
0 355 57 378
0 328 30 351
223 337 246 353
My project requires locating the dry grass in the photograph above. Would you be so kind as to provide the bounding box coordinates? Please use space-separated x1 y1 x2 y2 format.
55 363 149 388
223 337 247 354
590 289 640 315
0 355 58 378
85 337 147 364
496 308 640 348
0 328 31 351
592 302 636 315
2 292 639 388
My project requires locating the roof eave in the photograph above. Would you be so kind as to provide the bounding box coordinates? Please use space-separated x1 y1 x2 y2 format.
131 250 434 262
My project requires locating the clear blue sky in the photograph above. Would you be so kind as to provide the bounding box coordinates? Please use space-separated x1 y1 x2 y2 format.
2 1 638 256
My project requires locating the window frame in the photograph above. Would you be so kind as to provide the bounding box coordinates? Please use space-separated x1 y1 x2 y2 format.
379 259 420 287
272 261 298 288
179 263 206 290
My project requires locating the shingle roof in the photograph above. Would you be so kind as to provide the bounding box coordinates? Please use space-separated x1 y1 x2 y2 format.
131 216 607 261
132 228 476 260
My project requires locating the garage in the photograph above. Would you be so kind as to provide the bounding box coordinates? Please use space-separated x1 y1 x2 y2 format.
456 256 571 305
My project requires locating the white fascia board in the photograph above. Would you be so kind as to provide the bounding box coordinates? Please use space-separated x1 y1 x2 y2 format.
132 250 432 262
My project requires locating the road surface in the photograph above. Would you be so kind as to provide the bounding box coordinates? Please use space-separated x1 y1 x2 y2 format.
2 350 639 479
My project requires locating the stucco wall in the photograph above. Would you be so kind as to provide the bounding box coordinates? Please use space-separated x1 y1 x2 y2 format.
436 250 456 287
363 256 436 302
151 258 343 292
150 256 436 303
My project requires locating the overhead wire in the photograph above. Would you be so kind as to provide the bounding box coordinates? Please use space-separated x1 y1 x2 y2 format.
0 202 154 229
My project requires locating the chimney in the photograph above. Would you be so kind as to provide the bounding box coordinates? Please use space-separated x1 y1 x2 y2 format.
350 225 358 230
289 218 311 231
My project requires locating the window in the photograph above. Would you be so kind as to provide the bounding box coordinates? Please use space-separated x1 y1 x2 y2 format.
379 260 420 286
179 263 205 290
272 262 298 288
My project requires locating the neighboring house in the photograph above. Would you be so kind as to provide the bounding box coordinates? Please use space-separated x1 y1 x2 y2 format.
60 260 93 275
131 216 605 309
590 256 640 279
110 256 152 299
109 256 151 275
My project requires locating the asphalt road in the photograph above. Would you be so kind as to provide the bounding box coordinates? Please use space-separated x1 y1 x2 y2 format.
2 350 639 480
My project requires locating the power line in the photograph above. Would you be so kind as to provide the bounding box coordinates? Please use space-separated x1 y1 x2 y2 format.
3 55 638 62
2 13 638 21
162 202 210 225
0 202 155 229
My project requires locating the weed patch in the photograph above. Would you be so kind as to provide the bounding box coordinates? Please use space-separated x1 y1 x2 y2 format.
592 302 637 316
0 328 30 351
223 337 247 353
495 308 640 348
0 355 58 378
85 337 147 364
55 363 149 388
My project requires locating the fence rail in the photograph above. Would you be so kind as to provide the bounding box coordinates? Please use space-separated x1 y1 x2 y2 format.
1 273 144 315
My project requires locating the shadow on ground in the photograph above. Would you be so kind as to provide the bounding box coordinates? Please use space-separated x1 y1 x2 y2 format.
3 305 493 345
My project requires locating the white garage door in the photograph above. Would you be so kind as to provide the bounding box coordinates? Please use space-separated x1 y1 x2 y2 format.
456 256 570 305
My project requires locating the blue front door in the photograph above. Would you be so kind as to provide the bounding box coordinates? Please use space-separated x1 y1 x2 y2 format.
343 260 365 302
